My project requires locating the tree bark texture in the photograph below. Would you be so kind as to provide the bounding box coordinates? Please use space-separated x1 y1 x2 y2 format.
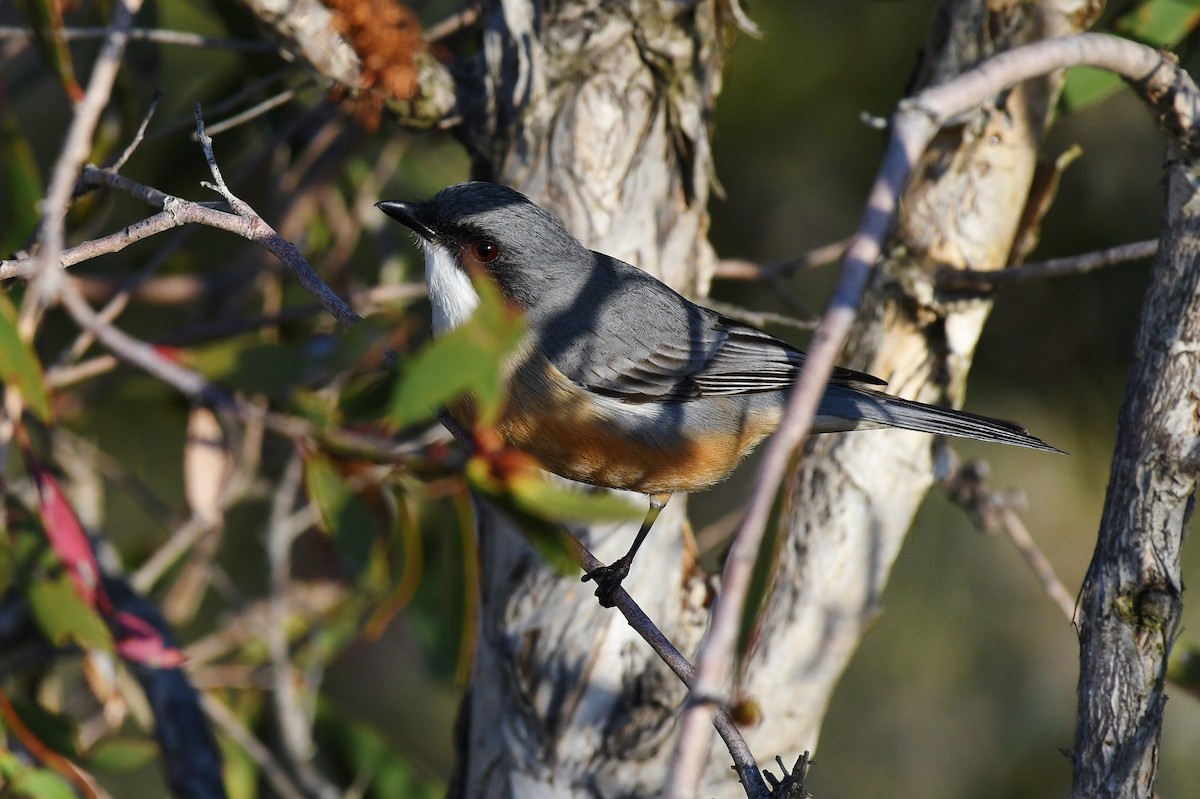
449 2 724 797
731 0 1098 773
1069 152 1200 798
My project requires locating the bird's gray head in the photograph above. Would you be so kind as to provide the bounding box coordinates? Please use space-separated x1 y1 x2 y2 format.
376 182 589 310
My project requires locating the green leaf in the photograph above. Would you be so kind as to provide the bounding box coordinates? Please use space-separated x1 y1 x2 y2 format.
463 457 642 574
219 734 260 799
86 736 160 772
11 0 83 101
0 94 43 256
506 472 643 525
10 512 112 652
1115 0 1200 47
0 291 52 421
1060 67 1125 112
303 453 383 579
1063 0 1200 111
389 277 525 427
10 768 79 799
27 572 115 651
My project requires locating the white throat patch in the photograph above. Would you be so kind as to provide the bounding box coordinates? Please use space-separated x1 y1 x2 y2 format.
423 241 479 335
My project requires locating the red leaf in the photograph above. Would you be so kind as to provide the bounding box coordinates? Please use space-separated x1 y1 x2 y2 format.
112 612 187 669
25 453 106 610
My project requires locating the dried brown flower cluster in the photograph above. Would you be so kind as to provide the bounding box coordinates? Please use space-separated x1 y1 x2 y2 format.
324 0 424 130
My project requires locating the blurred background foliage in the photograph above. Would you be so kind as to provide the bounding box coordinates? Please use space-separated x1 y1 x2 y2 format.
1 0 1198 797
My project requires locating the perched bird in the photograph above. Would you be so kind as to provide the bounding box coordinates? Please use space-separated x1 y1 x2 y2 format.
378 182 1058 605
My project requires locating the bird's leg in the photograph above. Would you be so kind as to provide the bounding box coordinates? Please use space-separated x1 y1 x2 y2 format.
582 492 671 607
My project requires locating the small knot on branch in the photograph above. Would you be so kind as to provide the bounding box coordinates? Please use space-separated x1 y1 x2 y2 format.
759 752 813 798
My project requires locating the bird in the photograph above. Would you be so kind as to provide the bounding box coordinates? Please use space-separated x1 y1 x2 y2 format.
377 182 1059 605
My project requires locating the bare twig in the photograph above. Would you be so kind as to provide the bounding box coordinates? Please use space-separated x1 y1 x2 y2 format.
200 89 296 138
56 280 220 401
267 454 342 799
0 25 276 52
941 239 1159 291
150 66 299 142
423 3 483 42
714 237 850 280
563 532 771 799
21 0 146 336
132 514 220 594
703 300 816 332
197 103 366 326
665 33 1192 799
109 89 162 173
26 165 366 328
938 450 1075 621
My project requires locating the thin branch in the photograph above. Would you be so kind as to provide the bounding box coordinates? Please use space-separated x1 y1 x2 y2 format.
664 32 1192 799
703 300 816 332
56 280 220 401
200 89 296 138
423 3 483 43
197 102 367 326
713 237 850 280
150 66 299 142
23 165 365 328
131 514 218 594
109 89 161 173
267 454 342 799
940 239 1159 291
20 0 146 336
0 25 277 52
938 451 1076 621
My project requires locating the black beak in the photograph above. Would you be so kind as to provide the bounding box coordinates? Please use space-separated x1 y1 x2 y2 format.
376 200 436 241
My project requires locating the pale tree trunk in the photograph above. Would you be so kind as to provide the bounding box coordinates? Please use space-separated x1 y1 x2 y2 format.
726 0 1099 788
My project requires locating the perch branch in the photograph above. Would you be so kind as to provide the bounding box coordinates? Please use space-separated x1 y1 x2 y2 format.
941 239 1158 291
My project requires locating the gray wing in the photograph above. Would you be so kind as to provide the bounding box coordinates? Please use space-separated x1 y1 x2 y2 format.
532 254 884 402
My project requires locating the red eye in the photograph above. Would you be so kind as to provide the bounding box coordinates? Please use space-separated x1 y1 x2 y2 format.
470 240 500 263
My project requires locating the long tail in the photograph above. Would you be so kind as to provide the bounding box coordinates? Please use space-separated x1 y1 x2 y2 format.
819 384 1063 454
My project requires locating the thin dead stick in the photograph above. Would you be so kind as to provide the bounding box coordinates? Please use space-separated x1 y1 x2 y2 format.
423 3 483 42
0 25 277 52
150 66 300 141
20 0 146 337
703 300 816 332
109 89 162 173
200 89 296 138
60 93 169 365
195 103 365 327
942 239 1159 291
132 514 218 593
30 164 364 327
664 32 1187 799
714 237 850 280
939 452 1076 621
1001 507 1076 621
56 280 218 400
267 454 342 799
